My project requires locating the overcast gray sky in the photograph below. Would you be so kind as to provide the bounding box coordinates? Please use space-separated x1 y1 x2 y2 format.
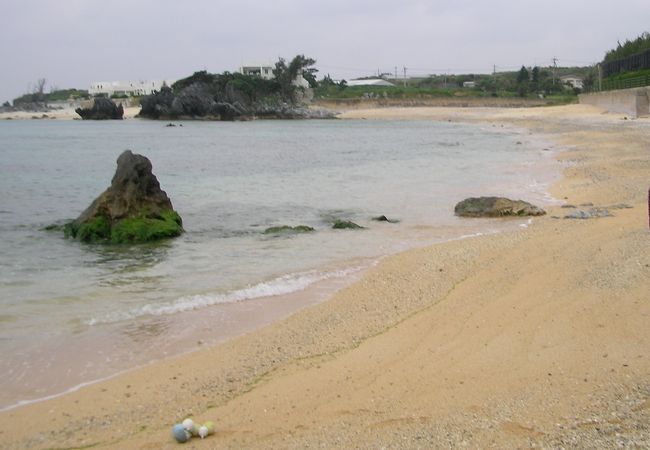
1 0 648 102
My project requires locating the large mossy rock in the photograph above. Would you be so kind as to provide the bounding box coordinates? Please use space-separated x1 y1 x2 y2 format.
75 98 124 120
65 150 182 243
454 197 545 217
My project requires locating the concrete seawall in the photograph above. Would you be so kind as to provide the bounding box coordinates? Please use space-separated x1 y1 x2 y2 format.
579 87 649 118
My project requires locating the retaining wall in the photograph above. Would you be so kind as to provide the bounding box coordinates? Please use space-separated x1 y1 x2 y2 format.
579 87 650 118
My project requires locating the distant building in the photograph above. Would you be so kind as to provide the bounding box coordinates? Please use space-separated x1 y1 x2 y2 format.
462 81 476 88
239 64 274 80
89 80 173 97
560 75 584 90
240 63 311 89
346 79 396 87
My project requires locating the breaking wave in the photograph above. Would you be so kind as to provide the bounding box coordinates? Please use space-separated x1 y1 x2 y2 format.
87 265 367 326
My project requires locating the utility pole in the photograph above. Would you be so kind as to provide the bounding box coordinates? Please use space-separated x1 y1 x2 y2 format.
395 66 398 80
552 57 558 85
597 63 602 91
403 66 407 87
493 64 496 75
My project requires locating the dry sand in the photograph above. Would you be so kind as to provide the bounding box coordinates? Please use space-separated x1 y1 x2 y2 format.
1 104 649 449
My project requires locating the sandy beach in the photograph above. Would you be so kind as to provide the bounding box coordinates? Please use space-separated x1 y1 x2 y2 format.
1 104 649 449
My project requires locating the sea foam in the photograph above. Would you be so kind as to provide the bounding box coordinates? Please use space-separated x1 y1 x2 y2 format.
87 265 366 326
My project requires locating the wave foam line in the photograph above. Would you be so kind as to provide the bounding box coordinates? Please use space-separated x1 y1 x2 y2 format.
88 265 367 326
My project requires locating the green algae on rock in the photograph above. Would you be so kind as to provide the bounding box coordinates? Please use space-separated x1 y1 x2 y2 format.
64 215 111 242
64 150 183 244
332 219 364 230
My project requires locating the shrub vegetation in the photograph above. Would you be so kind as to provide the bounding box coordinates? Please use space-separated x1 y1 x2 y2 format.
604 31 650 62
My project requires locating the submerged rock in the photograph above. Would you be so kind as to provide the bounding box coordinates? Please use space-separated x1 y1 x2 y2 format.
75 98 124 120
332 219 364 230
64 150 182 243
372 215 399 223
454 197 545 218
264 225 315 234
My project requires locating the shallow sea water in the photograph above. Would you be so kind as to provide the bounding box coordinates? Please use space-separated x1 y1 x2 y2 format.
0 118 559 409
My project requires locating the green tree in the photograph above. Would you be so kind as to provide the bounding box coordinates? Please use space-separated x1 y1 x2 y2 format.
517 66 529 84
531 66 540 83
273 54 317 103
320 74 336 86
516 66 529 96
604 31 650 62
530 66 540 93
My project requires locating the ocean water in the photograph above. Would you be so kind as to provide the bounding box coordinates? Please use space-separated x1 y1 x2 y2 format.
0 118 559 410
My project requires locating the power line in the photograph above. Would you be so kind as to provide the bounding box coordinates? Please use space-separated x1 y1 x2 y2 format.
320 57 593 81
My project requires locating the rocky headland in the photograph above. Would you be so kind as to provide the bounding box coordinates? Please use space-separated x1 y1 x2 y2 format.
138 70 334 121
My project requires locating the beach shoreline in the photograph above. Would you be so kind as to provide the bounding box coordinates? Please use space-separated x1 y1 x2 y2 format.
1 104 649 449
0 105 141 121
0 115 557 412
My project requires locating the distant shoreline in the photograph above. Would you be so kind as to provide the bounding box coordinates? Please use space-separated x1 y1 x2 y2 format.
0 96 572 121
315 95 563 110
0 105 141 121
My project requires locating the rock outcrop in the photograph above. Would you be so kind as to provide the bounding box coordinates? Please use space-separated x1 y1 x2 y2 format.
332 219 364 230
454 197 545 217
138 80 334 121
75 98 124 120
65 150 182 243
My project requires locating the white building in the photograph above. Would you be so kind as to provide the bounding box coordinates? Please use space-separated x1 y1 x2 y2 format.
89 80 174 97
560 75 584 90
346 79 396 87
239 64 274 80
239 63 311 89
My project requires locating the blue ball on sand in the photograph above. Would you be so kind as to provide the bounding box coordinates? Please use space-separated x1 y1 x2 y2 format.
172 423 190 443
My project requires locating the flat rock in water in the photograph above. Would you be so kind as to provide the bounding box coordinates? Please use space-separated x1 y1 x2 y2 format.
332 219 364 230
64 150 183 243
372 215 399 223
264 225 315 234
454 197 545 218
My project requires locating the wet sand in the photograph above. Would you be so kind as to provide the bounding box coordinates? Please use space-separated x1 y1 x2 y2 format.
1 104 649 449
